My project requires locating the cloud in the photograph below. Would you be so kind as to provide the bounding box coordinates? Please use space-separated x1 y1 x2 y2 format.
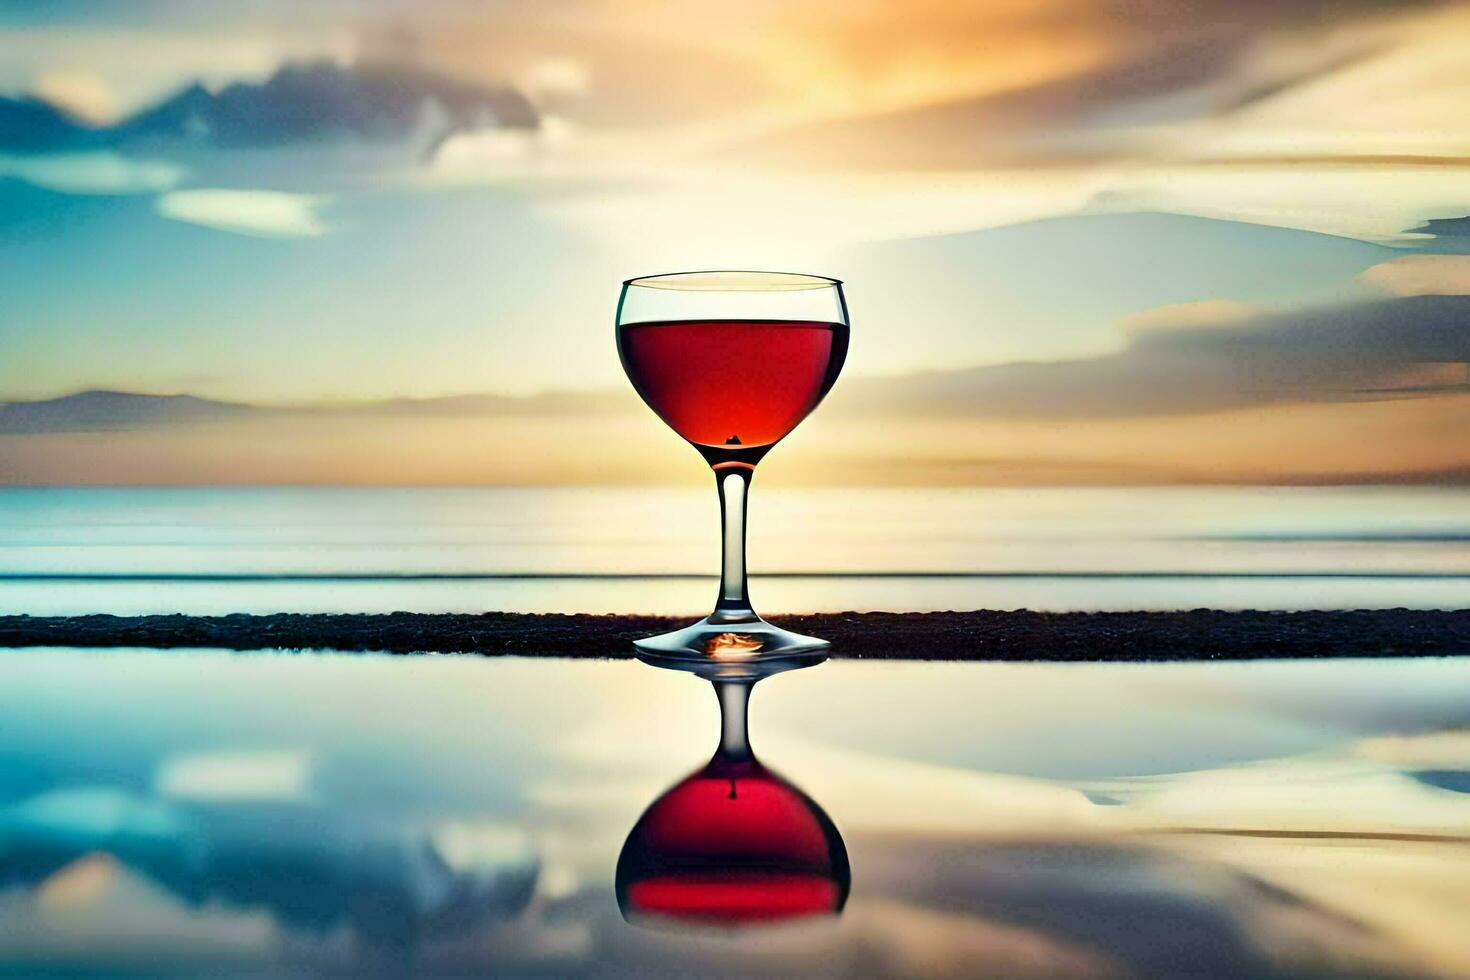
1408 215 1470 251
725 0 1461 171
429 115 578 180
1122 299 1257 335
520 57 590 103
0 25 329 119
30 69 120 124
156 188 327 237
1152 295 1470 364
0 151 182 194
757 0 1435 121
1085 166 1470 244
1 61 538 159
1360 255 1470 297
1357 732 1470 769
1 3 1463 255
117 61 536 150
845 295 1470 419
1204 5 1470 160
156 750 314 802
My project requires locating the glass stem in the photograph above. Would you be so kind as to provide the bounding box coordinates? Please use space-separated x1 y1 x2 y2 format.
714 680 754 760
713 467 755 620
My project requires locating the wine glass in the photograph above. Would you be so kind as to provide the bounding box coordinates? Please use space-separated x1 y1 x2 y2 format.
616 270 849 669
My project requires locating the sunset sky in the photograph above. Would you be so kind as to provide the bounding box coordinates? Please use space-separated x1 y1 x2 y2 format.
2 0 1469 485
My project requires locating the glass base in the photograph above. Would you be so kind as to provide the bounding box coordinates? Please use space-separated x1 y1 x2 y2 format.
632 614 829 679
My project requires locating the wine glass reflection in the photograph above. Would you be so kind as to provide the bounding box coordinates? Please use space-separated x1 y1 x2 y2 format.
616 678 850 927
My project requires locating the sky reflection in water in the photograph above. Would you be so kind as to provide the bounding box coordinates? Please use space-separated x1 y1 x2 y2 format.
0 649 1467 977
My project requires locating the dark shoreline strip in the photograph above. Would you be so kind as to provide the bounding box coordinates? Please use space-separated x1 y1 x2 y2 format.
1 610 1468 660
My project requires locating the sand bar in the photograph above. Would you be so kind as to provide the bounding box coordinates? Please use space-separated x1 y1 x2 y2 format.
1 609 1468 659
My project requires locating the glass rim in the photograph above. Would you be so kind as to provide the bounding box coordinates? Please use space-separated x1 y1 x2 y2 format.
623 270 842 292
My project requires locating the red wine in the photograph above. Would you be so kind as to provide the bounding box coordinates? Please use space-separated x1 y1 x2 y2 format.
615 756 850 925
618 318 848 464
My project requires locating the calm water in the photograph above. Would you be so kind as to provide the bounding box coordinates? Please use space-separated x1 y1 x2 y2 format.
1 486 1468 615
0 649 1466 977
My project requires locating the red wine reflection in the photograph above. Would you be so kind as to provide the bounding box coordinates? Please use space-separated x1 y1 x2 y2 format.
616 679 850 926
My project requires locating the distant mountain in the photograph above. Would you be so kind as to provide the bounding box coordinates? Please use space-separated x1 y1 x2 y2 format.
0 391 257 433
0 60 538 155
0 95 95 152
0 388 617 434
364 389 627 418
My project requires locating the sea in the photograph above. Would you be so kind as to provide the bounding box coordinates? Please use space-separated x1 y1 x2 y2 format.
1 485 1467 616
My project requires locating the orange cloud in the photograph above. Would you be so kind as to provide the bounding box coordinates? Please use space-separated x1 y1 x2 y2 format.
1122 300 1258 336
1360 255 1470 297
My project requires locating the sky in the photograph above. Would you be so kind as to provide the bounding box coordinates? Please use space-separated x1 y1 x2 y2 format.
2 0 1469 485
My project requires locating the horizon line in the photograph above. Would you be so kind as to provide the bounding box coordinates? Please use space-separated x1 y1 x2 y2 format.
3 570 1469 583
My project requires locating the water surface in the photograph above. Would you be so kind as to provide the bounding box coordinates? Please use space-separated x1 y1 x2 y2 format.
0 649 1467 977
3 486 1468 614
